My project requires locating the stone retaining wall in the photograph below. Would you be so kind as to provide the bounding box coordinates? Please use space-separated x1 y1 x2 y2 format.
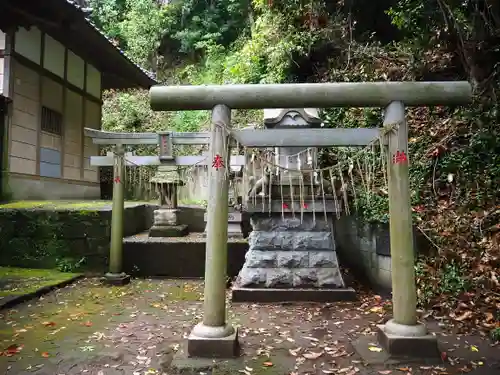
0 203 156 271
334 216 430 293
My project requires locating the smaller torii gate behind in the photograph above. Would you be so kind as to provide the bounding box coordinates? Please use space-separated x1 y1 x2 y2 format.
148 81 472 360
84 128 245 285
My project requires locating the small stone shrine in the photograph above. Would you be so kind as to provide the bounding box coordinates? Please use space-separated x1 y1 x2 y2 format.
149 165 189 237
233 108 355 301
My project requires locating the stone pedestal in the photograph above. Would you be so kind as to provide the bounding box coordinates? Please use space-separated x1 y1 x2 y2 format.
149 208 188 237
104 272 131 286
376 319 439 359
188 324 240 358
232 213 356 302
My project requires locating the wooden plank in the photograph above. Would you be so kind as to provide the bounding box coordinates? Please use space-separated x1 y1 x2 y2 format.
150 81 472 111
84 128 210 145
232 128 386 147
90 155 245 167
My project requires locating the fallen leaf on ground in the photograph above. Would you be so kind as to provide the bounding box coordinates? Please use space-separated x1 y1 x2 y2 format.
338 368 351 373
82 321 93 327
454 311 473 321
470 345 479 352
263 361 273 367
379 371 392 374
303 351 323 359
2 344 23 356
368 346 382 352
41 352 49 358
303 336 320 342
42 321 56 327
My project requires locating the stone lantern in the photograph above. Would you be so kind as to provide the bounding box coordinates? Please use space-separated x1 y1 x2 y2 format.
149 165 188 237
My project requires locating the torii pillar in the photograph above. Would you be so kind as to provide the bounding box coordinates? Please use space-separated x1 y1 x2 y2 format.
187 104 239 358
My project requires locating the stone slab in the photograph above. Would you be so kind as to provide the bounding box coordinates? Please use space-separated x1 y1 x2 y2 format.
250 215 332 232
187 328 240 358
376 324 441 359
167 350 245 375
149 224 189 237
248 230 334 251
352 335 441 365
236 265 345 288
231 287 357 303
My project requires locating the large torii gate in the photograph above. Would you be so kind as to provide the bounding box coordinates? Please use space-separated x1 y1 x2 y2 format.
148 81 472 359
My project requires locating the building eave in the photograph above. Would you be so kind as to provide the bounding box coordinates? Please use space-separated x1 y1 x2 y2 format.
0 0 158 90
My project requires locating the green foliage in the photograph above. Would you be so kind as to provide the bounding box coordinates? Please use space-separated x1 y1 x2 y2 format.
88 0 166 68
101 90 170 133
161 0 250 56
119 0 167 67
491 327 500 342
415 258 471 306
88 0 128 43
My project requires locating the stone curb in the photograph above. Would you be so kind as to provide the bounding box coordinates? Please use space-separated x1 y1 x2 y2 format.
0 274 84 310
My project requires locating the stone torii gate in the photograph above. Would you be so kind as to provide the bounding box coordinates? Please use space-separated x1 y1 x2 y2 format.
149 81 472 359
84 128 244 285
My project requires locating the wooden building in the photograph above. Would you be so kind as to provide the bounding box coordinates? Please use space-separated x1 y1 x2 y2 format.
0 0 156 200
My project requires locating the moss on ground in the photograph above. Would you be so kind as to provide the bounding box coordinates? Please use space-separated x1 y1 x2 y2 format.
0 278 204 371
0 267 80 297
0 200 150 210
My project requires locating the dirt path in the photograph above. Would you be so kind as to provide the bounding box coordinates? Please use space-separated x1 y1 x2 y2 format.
0 279 498 375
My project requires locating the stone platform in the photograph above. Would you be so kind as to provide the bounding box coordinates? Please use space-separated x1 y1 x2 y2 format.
122 232 248 278
233 214 355 302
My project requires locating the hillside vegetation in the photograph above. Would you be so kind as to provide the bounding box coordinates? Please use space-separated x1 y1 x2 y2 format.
89 0 500 337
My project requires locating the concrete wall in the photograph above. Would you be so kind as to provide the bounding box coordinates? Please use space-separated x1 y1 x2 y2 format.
334 215 430 293
4 26 103 199
334 216 394 292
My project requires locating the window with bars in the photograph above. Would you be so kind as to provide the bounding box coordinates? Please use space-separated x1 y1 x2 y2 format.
41 106 63 135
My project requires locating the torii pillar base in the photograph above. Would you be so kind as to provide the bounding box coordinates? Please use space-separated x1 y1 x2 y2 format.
104 272 131 286
187 323 240 358
376 319 440 359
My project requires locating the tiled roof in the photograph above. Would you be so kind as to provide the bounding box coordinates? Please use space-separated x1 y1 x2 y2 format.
65 0 157 82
